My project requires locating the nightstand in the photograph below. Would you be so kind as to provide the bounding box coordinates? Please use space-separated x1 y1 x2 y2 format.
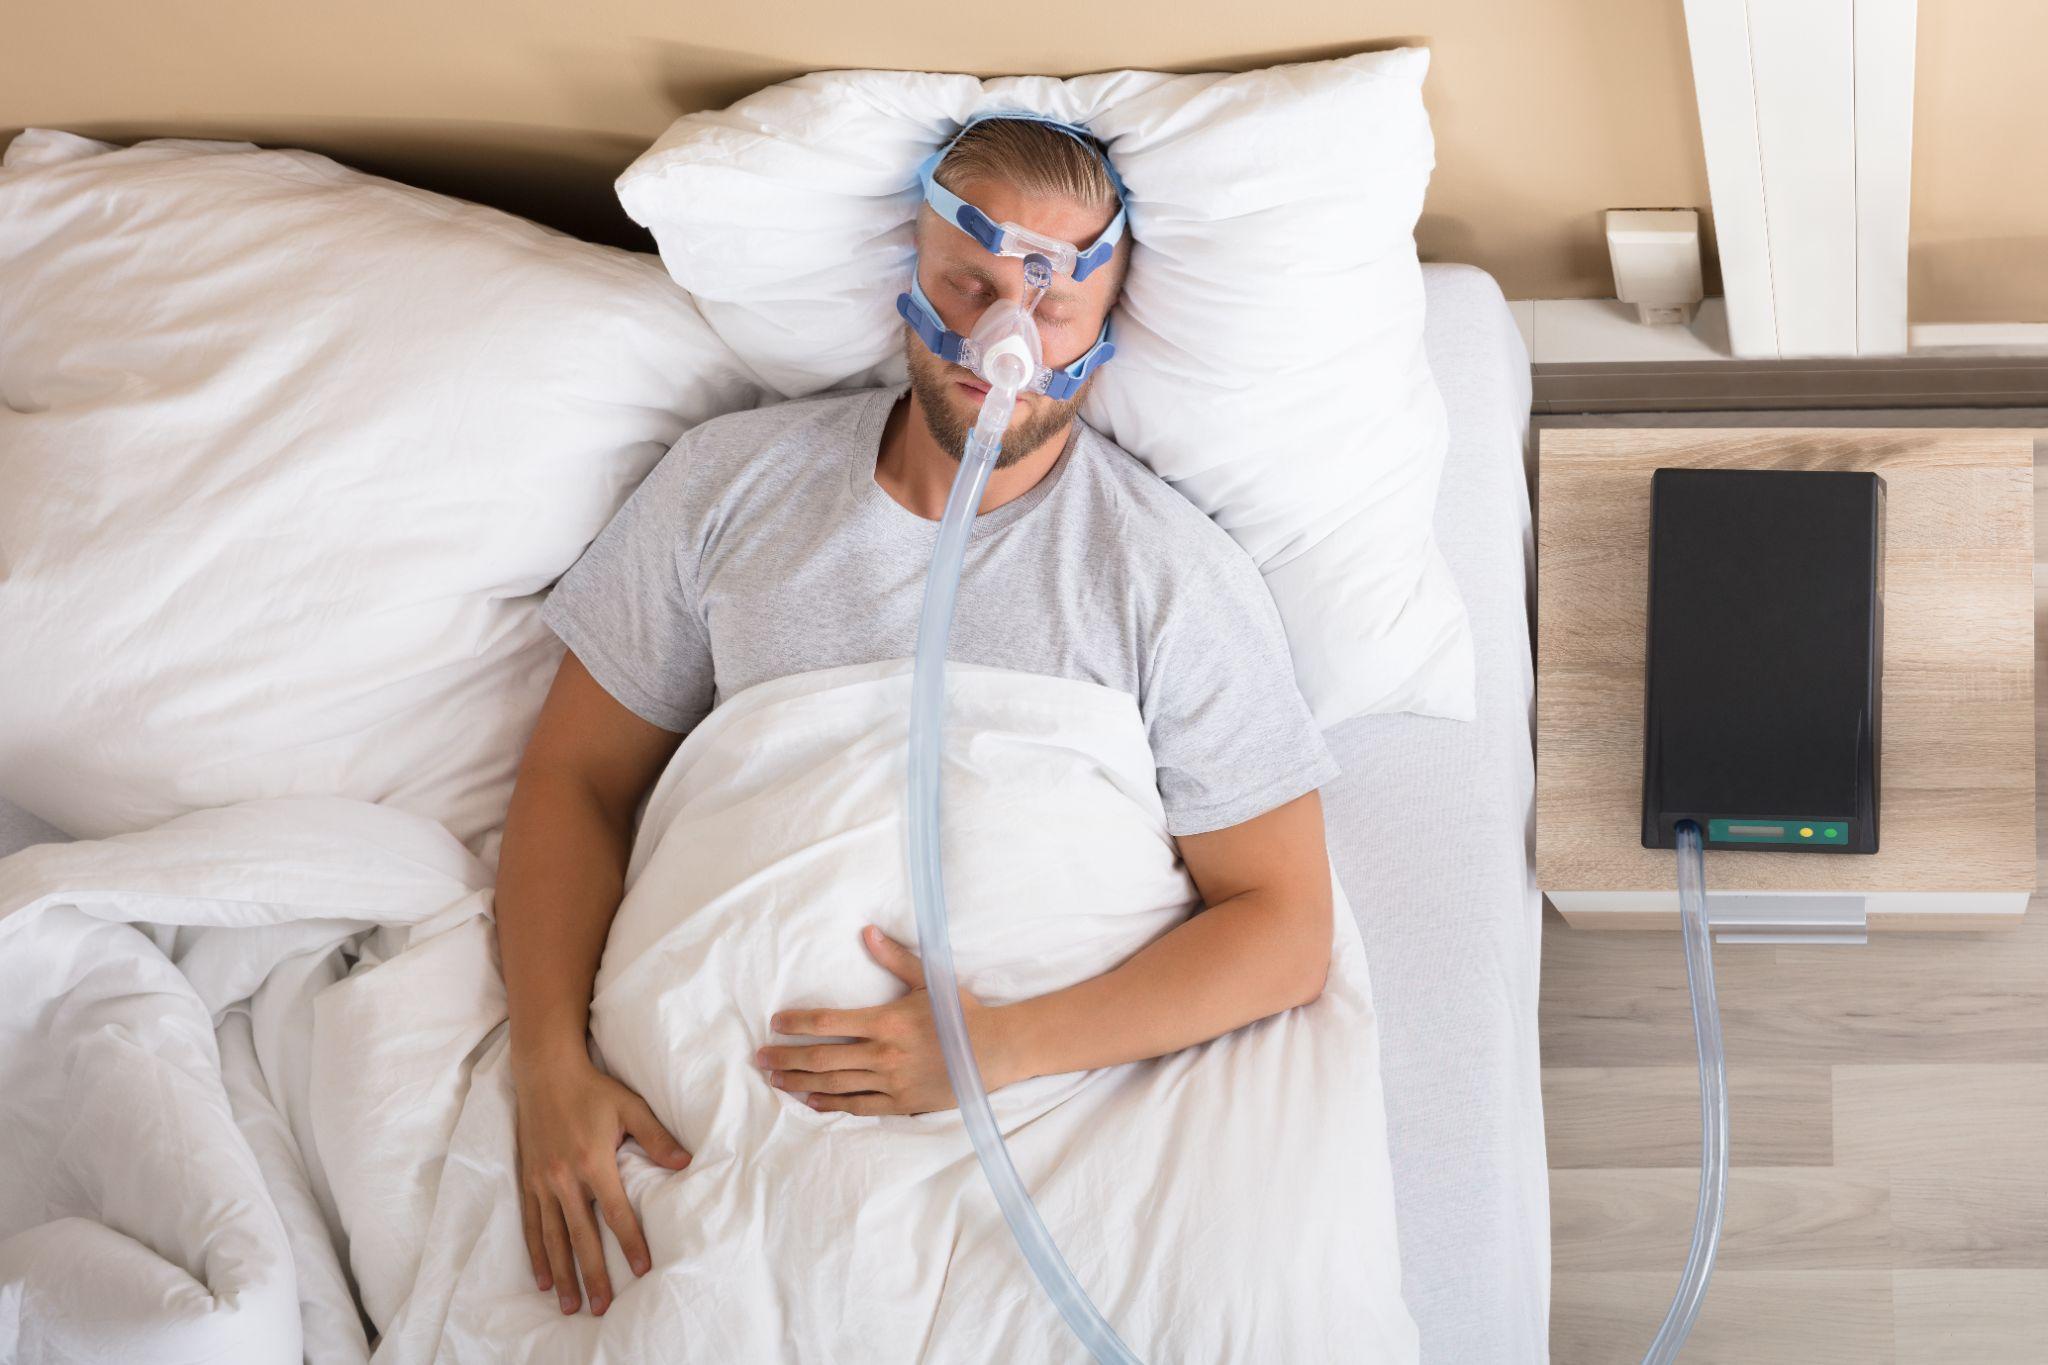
1535 427 2036 934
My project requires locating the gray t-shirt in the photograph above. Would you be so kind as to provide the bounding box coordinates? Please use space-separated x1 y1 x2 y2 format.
539 383 1339 836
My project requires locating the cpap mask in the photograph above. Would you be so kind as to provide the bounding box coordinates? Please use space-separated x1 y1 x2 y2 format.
895 112 1126 402
961 253 1057 397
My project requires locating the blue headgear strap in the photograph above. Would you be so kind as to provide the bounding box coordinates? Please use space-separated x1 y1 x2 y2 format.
897 273 967 367
896 112 1126 399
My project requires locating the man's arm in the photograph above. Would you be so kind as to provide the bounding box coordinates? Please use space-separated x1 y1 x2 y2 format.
987 788 1332 1084
500 650 682 1069
498 649 698 1318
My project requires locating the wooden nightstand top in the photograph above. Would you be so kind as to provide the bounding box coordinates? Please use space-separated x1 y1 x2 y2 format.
1536 427 2035 896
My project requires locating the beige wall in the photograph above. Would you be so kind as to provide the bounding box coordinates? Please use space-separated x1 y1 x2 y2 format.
0 1 2037 322
1910 0 2048 324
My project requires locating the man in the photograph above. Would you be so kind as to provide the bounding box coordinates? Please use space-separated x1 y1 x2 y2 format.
495 114 1342 1320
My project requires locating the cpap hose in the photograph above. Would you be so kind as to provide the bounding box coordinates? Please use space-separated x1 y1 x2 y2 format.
905 256 1144 1364
1641 818 1728 1364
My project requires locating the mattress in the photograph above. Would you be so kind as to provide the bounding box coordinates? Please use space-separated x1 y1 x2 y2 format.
0 260 1544 1364
1320 262 1546 1363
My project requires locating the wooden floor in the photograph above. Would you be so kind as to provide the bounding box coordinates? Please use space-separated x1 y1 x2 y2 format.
1534 410 2048 1363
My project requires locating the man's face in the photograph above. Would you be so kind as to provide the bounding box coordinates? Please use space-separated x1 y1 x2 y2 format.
903 176 1123 468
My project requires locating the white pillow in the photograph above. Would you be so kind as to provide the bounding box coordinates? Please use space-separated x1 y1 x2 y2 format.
615 49 1474 725
0 130 765 852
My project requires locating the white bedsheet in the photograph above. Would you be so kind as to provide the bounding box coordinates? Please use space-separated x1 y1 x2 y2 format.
0 660 1418 1363
1320 262 1547 1363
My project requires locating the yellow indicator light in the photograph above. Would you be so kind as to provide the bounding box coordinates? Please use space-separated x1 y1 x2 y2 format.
1799 827 1813 837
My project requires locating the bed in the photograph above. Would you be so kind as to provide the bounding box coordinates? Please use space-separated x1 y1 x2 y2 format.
0 261 1543 1362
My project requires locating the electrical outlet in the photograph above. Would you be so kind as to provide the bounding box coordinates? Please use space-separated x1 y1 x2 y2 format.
1606 208 1703 326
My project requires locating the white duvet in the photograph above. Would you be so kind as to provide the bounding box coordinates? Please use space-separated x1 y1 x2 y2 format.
0 660 1416 1363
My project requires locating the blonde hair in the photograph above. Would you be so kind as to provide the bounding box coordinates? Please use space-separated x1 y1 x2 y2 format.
933 118 1119 217
931 119 1126 287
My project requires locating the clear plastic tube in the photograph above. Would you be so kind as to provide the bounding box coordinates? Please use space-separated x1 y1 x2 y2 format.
906 286 1144 1362
1641 819 1728 1364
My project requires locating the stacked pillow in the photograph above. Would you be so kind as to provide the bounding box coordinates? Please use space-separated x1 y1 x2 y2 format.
0 130 764 854
616 49 1474 725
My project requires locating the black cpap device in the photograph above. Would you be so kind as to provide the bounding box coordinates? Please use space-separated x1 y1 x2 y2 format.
1642 468 1885 854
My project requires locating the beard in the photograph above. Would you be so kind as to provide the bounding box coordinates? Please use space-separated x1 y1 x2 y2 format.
902 326 1087 469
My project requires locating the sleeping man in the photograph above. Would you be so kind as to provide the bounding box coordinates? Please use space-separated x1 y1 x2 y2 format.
493 114 1343 1321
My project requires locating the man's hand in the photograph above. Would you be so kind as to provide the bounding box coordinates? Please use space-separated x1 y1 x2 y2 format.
873 791 1332 1085
512 1051 694 1316
756 924 1023 1116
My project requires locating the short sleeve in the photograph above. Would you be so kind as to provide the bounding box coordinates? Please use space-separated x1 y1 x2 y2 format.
1143 544 1341 837
539 438 715 735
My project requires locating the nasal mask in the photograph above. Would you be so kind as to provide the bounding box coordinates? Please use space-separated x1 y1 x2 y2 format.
895 113 1125 403
959 253 1055 397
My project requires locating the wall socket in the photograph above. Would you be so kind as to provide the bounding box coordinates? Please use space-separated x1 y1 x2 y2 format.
1605 208 1705 326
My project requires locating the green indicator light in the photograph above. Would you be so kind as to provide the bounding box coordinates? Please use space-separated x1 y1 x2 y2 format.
1824 826 1837 838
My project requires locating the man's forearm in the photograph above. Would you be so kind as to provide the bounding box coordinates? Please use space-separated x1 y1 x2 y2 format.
989 890 1328 1085
497 767 634 1074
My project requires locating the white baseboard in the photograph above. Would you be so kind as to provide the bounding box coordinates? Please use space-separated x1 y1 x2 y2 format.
1513 298 2048 366
1907 322 2048 353
1515 298 1730 364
